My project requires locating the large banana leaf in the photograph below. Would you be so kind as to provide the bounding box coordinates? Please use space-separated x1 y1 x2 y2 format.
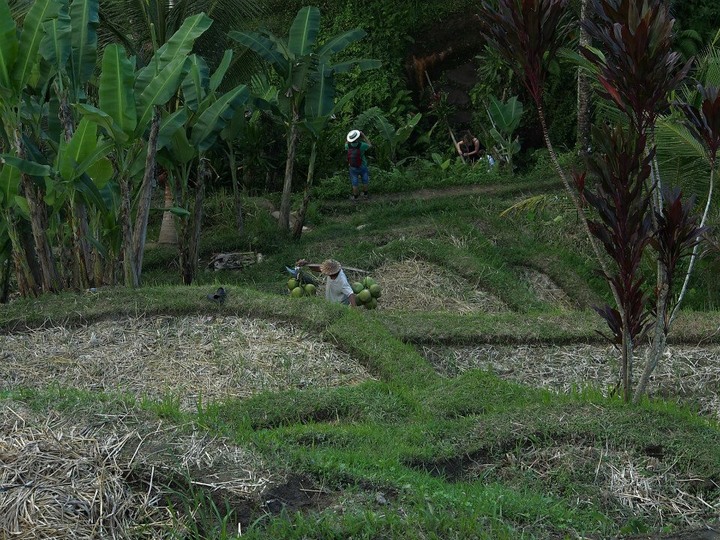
331 58 381 74
395 113 422 145
13 0 62 91
135 13 212 96
287 6 319 57
317 28 365 58
57 117 108 181
0 0 17 91
488 95 523 134
98 44 137 137
76 103 127 143
39 3 71 71
0 162 20 206
305 62 333 118
157 108 189 151
162 127 196 165
181 55 209 112
229 31 287 71
190 84 249 152
209 49 232 92
69 0 97 87
135 56 190 132
0 155 53 177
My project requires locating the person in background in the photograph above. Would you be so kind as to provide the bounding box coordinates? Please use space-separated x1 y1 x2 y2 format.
456 130 481 163
296 259 357 306
345 129 371 203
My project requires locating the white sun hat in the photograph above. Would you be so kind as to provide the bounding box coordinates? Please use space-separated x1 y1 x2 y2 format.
346 129 361 143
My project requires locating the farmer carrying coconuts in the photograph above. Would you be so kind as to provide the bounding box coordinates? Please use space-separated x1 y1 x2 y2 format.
296 259 357 307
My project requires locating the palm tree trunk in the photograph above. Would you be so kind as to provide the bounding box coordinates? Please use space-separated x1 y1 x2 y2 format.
577 0 591 155
158 182 178 244
536 103 622 311
227 143 244 234
279 105 299 230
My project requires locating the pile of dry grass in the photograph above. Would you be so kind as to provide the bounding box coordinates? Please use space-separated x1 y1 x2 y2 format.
0 404 275 538
422 344 720 420
0 316 374 411
470 440 720 528
370 258 508 313
519 267 574 310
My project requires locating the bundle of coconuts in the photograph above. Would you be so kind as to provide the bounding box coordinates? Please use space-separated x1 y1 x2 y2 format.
351 276 381 309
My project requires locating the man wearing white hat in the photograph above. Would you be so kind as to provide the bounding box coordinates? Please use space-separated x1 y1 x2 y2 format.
345 129 372 203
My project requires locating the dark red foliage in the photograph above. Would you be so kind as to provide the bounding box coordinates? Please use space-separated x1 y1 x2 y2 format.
650 188 707 293
677 85 720 166
581 0 692 133
477 0 572 106
582 125 654 344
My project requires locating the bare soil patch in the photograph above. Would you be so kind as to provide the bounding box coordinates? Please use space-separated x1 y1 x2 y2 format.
0 316 375 411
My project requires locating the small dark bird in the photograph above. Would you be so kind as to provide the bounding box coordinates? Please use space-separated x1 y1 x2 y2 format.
207 287 227 304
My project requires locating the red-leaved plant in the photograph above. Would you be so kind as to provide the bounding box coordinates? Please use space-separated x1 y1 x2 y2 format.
480 0 709 402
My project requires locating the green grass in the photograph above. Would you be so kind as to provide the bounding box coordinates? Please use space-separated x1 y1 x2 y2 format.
3 165 720 539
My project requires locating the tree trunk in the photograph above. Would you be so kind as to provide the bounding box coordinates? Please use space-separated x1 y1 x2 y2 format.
3 210 36 297
132 110 161 284
118 172 138 287
670 164 715 325
1 252 11 303
576 0 591 155
279 105 299 230
227 144 244 234
12 129 59 293
71 198 94 289
536 103 622 311
20 176 59 293
292 141 317 239
157 182 178 245
633 270 670 403
59 92 94 289
179 160 209 285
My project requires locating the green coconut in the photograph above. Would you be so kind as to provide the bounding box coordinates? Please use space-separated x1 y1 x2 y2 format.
369 284 382 298
357 289 372 304
291 287 304 298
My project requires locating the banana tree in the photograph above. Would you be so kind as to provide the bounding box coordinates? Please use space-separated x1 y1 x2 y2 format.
218 74 280 235
77 13 211 287
292 89 357 239
354 107 422 166
38 0 109 289
157 51 249 284
230 5 380 230
486 95 523 169
0 0 65 293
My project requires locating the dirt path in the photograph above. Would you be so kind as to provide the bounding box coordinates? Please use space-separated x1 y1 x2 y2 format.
320 176 563 208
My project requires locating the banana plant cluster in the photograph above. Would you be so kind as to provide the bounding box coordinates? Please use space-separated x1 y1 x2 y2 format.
0 0 250 294
155 49 249 284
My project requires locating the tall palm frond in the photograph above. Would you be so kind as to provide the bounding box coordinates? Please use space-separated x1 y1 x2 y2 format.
98 0 266 81
656 115 712 194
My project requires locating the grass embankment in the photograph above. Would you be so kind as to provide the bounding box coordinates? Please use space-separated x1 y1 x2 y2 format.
2 173 720 538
